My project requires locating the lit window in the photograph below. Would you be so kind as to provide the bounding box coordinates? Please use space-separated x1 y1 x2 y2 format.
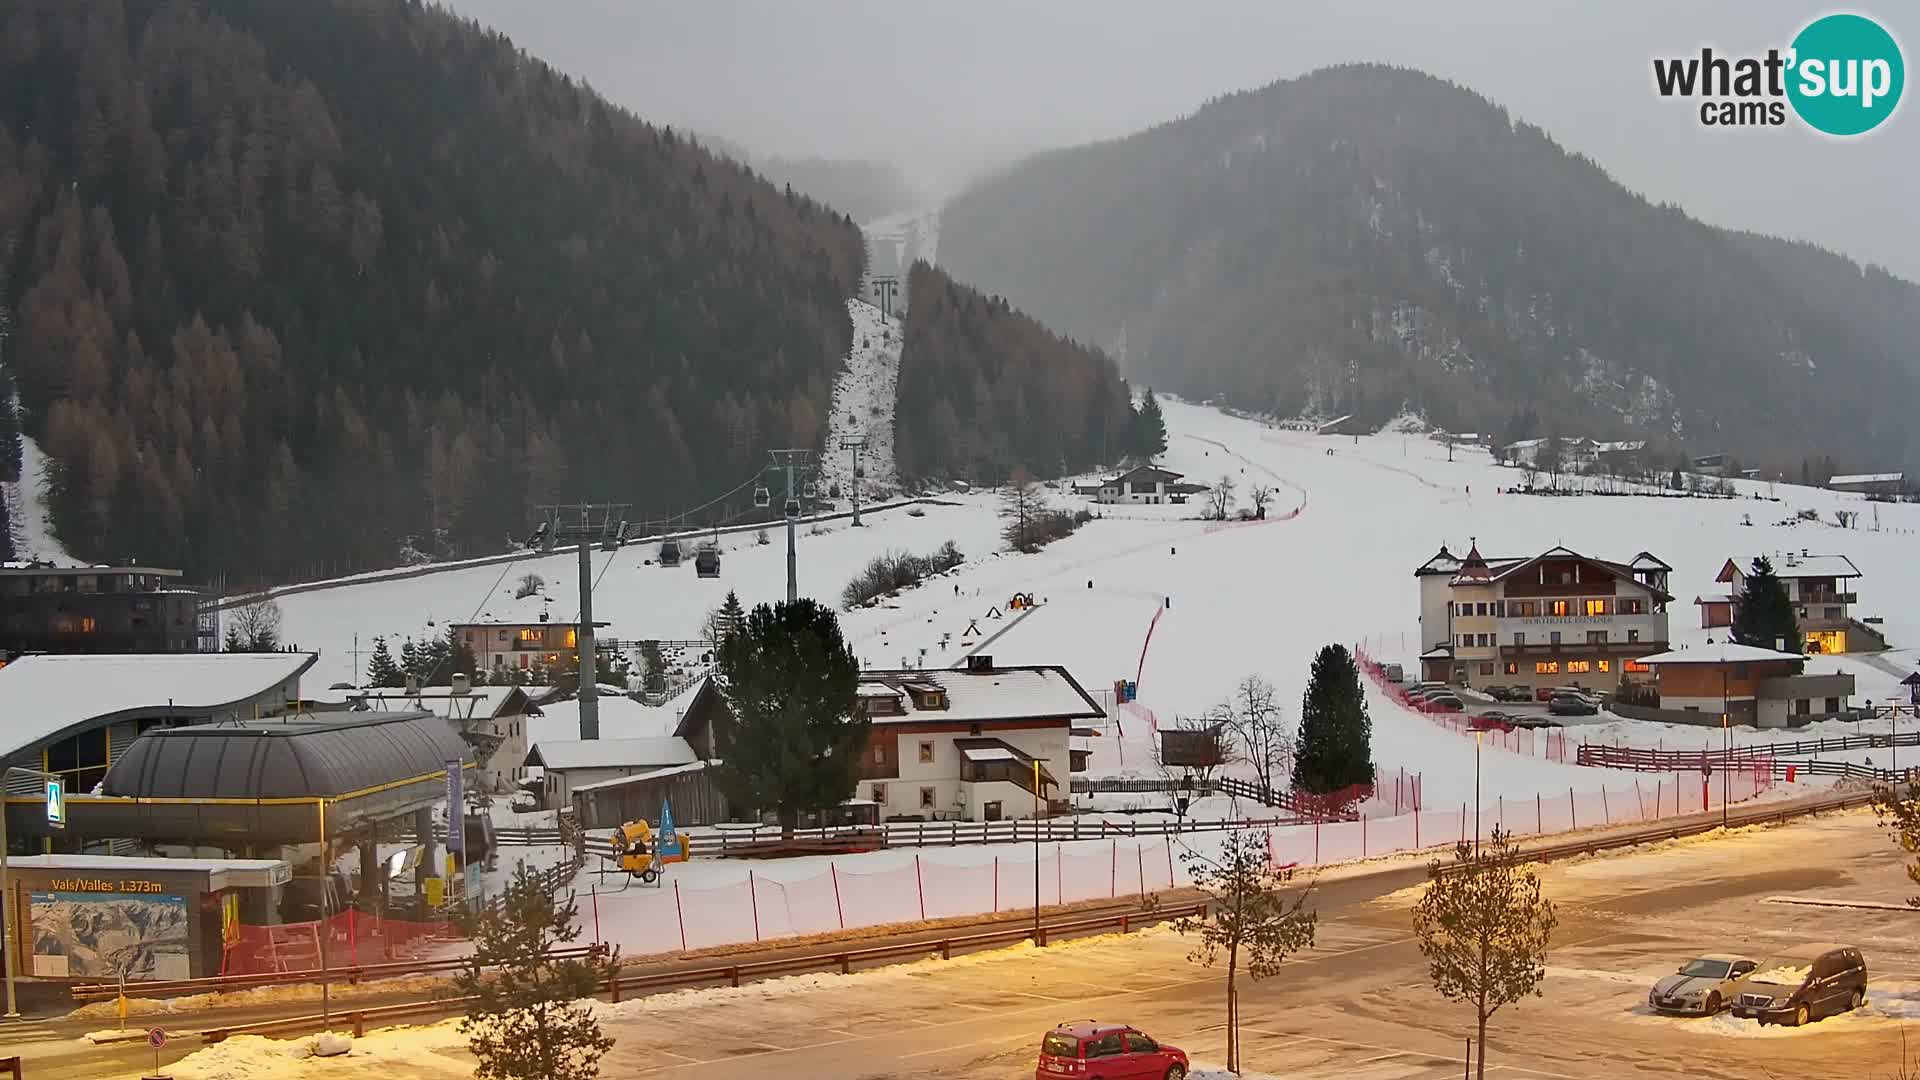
1504 662 1519 675
80 617 97 633
564 629 578 648
1625 660 1650 673
1535 661 1559 674
1566 660 1591 674
1550 600 1570 617
1585 599 1607 617
918 741 935 764
1597 660 1611 673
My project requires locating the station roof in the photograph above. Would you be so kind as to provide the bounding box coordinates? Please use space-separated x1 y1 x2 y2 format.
0 652 317 760
5 853 291 889
102 710 470 800
525 737 698 771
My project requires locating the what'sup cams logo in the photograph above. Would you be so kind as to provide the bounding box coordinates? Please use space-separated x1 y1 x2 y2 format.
1654 13 1904 135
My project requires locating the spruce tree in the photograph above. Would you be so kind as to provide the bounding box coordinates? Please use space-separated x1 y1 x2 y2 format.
1730 556 1801 652
711 598 866 837
717 590 745 646
399 638 422 682
433 625 477 684
1294 643 1375 794
223 626 246 652
366 636 404 688
1132 389 1169 460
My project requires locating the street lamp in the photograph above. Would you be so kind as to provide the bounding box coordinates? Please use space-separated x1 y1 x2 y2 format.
1473 729 1483 856
1033 758 1043 944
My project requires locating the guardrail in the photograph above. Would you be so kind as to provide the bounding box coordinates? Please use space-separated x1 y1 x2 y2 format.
1574 744 1901 783
68 946 609 1004
198 903 1207 1044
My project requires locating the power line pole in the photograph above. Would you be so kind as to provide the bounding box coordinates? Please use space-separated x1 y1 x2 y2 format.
839 434 868 527
537 503 627 739
871 276 898 318
767 450 818 604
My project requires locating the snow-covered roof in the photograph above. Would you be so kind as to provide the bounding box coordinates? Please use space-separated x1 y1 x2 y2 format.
1592 440 1648 453
1693 594 1734 605
354 685 529 718
1629 551 1672 571
524 737 698 771
4 853 291 889
1634 644 1808 666
570 759 709 794
1720 554 1861 581
860 665 1105 725
0 652 318 758
526 694 681 745
1828 472 1904 486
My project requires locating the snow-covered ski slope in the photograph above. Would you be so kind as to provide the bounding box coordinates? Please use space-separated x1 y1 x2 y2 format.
817 299 901 501
2 434 76 563
278 397 1920 803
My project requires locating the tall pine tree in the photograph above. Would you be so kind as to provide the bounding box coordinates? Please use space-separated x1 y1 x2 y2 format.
710 598 865 837
717 590 745 646
1131 389 1169 460
366 636 403 687
1730 556 1802 652
1295 643 1375 794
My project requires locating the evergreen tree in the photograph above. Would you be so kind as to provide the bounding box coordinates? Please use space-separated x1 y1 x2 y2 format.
710 599 865 837
366 636 403 688
223 626 246 652
1132 389 1169 460
430 625 477 685
1730 556 1802 652
452 863 617 1080
1294 643 1375 794
639 640 667 694
400 638 422 682
717 590 745 646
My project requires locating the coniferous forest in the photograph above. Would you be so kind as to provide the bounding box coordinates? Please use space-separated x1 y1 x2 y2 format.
0 0 865 582
895 261 1137 485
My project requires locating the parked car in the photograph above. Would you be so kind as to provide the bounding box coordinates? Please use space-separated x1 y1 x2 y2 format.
1549 692 1600 716
1405 687 1450 704
1487 685 1530 702
1425 695 1465 713
1649 955 1759 1015
1510 716 1564 730
1731 945 1869 1026
1469 714 1515 733
1037 1022 1189 1080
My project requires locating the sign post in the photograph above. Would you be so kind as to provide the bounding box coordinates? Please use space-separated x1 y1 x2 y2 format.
444 760 464 904
144 1026 169 1079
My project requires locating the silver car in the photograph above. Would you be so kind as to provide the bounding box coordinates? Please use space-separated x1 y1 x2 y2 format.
1649 955 1759 1015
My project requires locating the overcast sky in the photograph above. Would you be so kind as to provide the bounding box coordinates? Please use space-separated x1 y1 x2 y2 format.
446 1 1917 280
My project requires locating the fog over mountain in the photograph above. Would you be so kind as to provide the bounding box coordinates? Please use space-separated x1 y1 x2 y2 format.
442 0 1915 281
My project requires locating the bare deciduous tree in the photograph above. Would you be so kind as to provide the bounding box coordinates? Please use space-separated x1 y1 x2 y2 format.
1155 717 1236 800
514 572 545 600
1213 675 1293 802
227 594 283 651
1173 829 1316 1074
1411 828 1558 1080
1207 474 1237 520
1000 466 1043 552
1247 484 1274 519
1872 778 1920 907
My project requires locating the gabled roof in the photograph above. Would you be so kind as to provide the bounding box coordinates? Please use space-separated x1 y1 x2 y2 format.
675 664 1103 741
1717 555 1861 583
1480 546 1675 602
1694 594 1734 606
524 736 699 771
1103 464 1184 484
1630 551 1673 572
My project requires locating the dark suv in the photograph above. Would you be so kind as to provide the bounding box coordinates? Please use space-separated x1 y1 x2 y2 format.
1731 944 1868 1026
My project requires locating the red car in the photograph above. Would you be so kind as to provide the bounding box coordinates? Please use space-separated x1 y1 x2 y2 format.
1037 1021 1188 1079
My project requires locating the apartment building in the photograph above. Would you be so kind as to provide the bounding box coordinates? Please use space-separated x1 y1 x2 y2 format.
1415 542 1672 693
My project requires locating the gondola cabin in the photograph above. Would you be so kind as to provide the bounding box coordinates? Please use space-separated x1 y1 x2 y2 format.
658 538 682 567
694 545 721 579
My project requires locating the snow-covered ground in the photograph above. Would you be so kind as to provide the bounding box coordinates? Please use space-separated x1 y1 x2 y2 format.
2 432 76 562
817 298 902 502
277 395 1920 822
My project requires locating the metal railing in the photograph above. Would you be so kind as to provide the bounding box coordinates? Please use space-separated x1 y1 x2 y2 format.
68 946 608 1004
1574 743 1900 783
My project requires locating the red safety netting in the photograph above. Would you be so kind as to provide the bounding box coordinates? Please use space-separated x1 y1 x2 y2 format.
221 910 456 976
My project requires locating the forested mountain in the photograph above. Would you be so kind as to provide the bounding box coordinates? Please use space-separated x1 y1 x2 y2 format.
939 64 1920 474
895 262 1136 484
0 0 864 583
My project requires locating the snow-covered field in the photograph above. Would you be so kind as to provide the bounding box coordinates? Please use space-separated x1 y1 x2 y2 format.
281 396 1920 802
817 298 903 501
2 432 76 562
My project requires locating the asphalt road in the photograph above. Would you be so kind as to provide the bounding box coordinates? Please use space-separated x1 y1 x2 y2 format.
22 798 1912 1079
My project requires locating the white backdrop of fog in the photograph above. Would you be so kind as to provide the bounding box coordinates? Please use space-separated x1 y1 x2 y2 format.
446 0 1915 281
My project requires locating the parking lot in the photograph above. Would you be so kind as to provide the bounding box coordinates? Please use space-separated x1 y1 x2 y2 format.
124 805 1920 1079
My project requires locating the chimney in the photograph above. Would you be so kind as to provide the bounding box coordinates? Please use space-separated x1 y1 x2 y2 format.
966 654 994 673
451 672 471 696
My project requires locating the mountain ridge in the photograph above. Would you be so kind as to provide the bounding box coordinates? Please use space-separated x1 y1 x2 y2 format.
938 63 1920 475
